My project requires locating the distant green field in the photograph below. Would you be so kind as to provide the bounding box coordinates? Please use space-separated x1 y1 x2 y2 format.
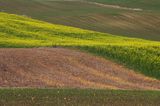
87 0 160 11
0 12 160 79
0 0 160 41
0 89 160 106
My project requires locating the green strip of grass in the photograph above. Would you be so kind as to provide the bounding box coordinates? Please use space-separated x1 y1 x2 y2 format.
0 89 160 106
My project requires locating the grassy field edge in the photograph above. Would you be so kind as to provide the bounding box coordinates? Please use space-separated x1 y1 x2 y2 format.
0 88 160 106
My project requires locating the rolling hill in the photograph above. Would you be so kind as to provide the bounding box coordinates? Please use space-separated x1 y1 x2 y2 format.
0 0 160 40
0 12 160 81
0 1 160 106
1 48 160 89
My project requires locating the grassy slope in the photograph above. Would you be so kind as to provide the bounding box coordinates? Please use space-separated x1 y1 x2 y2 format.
0 12 160 79
0 89 160 106
87 0 160 11
0 0 160 41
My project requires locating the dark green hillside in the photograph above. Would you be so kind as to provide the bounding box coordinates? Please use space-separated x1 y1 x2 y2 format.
87 0 160 11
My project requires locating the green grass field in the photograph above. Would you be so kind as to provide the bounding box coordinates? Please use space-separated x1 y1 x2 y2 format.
0 12 160 80
0 89 160 106
0 0 160 41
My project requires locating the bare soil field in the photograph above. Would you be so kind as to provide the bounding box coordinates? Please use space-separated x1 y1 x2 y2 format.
0 48 159 90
